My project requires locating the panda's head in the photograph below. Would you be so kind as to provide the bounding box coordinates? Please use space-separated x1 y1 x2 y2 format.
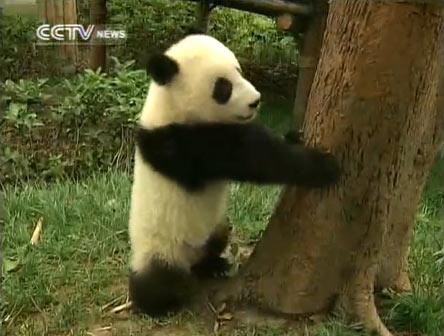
147 34 261 124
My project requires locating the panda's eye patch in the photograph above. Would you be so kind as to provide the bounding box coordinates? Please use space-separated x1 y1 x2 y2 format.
213 77 233 104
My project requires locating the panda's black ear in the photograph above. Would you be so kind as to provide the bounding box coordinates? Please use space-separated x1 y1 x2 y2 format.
185 26 207 36
147 54 179 85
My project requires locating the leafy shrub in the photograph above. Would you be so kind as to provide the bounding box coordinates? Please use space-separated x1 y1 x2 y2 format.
210 7 297 66
108 0 298 66
1 58 148 184
52 57 147 127
2 79 47 130
108 0 197 65
1 1 298 97
108 0 298 96
0 15 63 82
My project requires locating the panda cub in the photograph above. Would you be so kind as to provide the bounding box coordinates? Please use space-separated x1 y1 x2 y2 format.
128 34 340 317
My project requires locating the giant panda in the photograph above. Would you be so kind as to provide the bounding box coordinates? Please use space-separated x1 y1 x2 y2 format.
128 34 341 317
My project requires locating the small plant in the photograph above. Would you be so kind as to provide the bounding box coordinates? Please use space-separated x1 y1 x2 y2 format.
1 58 148 184
0 15 63 81
51 58 148 128
3 102 43 130
2 78 49 104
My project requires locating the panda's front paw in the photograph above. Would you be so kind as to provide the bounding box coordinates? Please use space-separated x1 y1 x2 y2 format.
304 149 341 188
192 256 231 279
284 129 304 145
210 256 231 278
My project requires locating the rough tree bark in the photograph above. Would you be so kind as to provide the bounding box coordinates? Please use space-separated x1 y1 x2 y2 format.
37 0 78 62
89 0 107 71
186 0 312 16
292 0 328 130
221 2 444 335
195 0 211 32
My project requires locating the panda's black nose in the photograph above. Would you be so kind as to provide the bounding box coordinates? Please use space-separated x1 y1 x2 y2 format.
249 98 261 109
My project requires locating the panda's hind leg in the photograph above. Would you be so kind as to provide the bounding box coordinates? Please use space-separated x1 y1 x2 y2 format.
129 258 198 317
191 220 231 278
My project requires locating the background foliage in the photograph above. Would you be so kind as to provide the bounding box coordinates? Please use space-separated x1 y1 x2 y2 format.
1 1 443 335
1 58 147 184
0 0 299 184
0 0 298 90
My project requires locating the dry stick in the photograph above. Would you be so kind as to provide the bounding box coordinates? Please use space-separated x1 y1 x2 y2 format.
110 301 132 313
213 320 220 334
86 326 112 335
30 217 43 245
6 305 24 331
100 294 125 311
207 301 218 314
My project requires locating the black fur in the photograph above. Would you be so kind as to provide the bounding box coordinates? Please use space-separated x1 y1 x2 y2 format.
129 258 198 317
191 225 231 278
192 255 230 278
285 129 305 145
185 26 206 36
212 77 233 104
135 122 341 191
249 98 261 109
147 54 179 85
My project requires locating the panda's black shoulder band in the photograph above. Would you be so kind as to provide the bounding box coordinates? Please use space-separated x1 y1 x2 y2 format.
136 122 340 191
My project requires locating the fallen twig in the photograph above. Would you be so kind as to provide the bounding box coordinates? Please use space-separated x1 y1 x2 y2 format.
110 301 132 313
30 217 43 245
86 326 112 336
101 295 125 312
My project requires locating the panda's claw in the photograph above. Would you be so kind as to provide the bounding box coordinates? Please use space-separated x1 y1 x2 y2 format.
192 256 231 279
211 256 231 278
303 149 341 188
284 129 305 145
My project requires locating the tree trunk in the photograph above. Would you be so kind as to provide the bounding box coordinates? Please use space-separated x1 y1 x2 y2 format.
195 0 211 32
376 65 444 292
37 0 78 63
292 0 328 130
228 2 444 335
186 0 312 16
89 0 107 71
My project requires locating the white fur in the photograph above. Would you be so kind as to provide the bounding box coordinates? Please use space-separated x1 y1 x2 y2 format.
140 35 260 127
129 35 260 273
129 152 229 271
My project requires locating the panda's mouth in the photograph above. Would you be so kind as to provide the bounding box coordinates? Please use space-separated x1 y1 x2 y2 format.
236 113 256 122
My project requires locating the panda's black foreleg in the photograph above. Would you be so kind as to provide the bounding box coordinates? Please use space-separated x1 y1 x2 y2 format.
191 221 231 278
284 129 305 145
137 123 340 190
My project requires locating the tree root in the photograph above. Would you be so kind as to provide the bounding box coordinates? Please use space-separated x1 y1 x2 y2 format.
205 276 244 308
389 270 412 293
336 289 393 336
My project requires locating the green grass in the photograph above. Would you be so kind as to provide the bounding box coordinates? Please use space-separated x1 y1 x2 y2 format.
230 99 292 241
2 104 443 335
312 321 366 336
380 158 444 336
2 173 132 334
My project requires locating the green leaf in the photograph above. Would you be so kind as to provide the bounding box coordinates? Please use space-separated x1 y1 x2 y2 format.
3 257 21 273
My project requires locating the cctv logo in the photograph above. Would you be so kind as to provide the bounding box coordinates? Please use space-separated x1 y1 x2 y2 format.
36 24 95 41
36 24 126 44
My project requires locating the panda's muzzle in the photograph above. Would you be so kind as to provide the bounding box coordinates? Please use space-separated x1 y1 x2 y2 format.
248 98 261 109
236 113 256 122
